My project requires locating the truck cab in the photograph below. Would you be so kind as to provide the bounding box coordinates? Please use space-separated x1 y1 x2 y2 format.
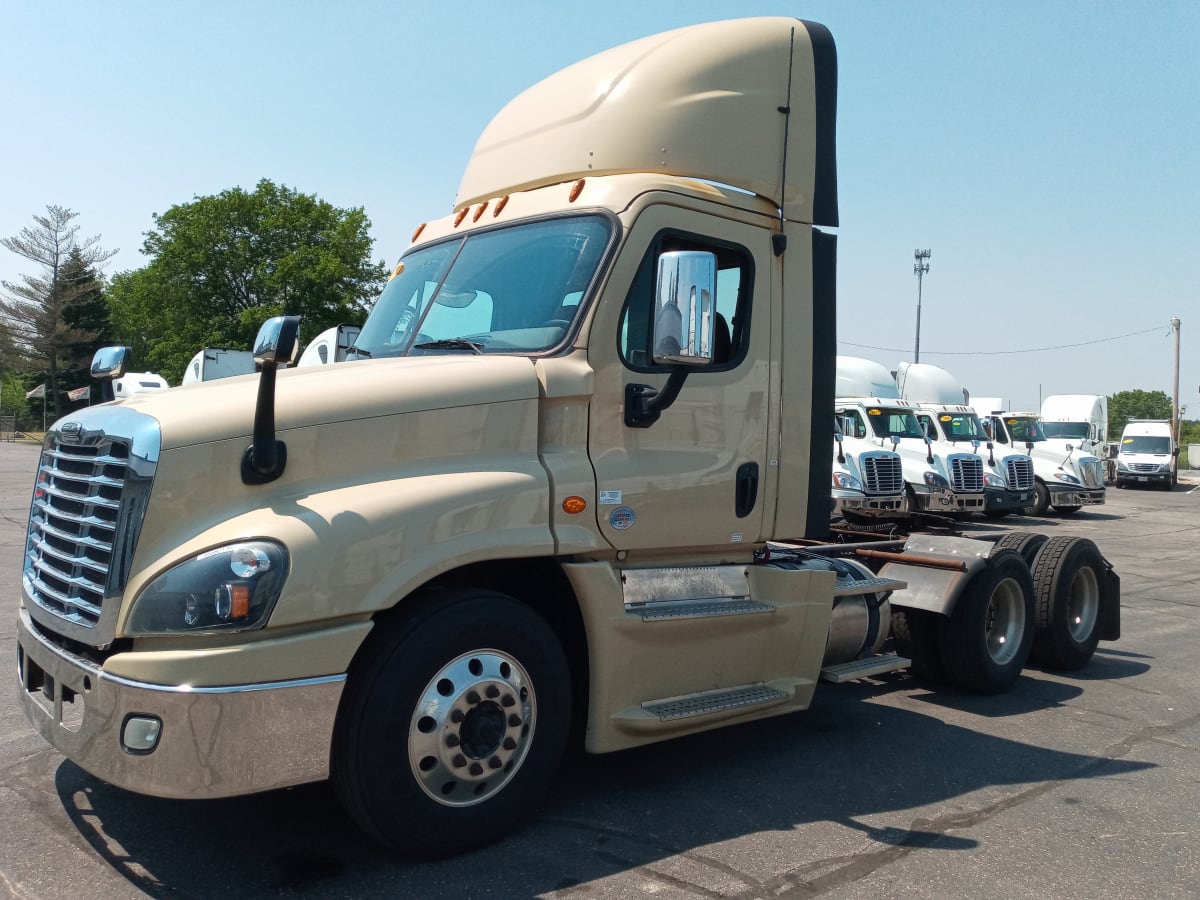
15 17 1121 860
831 420 907 523
977 410 1107 514
912 404 1034 518
833 396 984 515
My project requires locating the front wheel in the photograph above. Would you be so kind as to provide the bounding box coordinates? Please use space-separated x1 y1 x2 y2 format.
332 589 571 858
1029 481 1051 516
938 549 1035 694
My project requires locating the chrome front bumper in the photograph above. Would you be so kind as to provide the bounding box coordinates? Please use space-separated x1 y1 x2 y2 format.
16 608 345 799
910 487 985 512
1047 485 1105 506
832 490 907 518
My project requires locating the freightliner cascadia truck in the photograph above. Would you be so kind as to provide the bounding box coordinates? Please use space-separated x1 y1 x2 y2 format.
17 18 1120 858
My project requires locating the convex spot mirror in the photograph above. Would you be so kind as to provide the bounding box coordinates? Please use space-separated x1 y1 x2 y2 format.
651 251 716 367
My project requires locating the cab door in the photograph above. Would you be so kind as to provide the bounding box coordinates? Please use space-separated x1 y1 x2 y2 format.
587 204 776 553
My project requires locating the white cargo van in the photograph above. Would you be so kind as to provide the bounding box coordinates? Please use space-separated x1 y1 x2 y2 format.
1115 420 1175 489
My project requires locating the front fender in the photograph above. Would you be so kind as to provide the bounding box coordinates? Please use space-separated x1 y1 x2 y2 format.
117 468 554 637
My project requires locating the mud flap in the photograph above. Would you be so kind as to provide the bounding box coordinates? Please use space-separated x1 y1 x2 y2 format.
1100 563 1121 641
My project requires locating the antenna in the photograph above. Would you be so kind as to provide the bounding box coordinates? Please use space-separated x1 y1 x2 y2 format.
772 27 796 258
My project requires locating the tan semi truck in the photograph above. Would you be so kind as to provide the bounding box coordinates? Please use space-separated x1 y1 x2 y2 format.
16 18 1120 858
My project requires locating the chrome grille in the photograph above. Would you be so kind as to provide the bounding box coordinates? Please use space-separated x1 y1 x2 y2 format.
27 442 128 625
861 452 904 496
1081 458 1105 487
948 454 984 493
1003 456 1035 491
22 408 159 648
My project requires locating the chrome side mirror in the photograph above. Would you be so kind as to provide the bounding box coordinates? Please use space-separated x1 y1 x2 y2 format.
253 316 300 366
651 251 716 366
91 346 130 380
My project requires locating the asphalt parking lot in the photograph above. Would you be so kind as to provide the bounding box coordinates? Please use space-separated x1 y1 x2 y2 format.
1 440 1197 899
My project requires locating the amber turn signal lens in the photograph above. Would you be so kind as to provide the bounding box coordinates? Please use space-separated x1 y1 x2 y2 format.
562 496 587 514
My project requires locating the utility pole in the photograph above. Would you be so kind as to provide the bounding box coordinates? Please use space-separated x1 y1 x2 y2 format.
1170 317 1181 449
913 249 931 362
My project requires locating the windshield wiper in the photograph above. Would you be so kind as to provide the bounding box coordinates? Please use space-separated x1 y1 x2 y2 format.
346 345 372 358
412 338 485 355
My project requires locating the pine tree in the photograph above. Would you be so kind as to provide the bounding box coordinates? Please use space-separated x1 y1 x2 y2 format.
1 206 116 419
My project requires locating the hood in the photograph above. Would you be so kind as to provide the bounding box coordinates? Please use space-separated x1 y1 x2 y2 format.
107 355 542 451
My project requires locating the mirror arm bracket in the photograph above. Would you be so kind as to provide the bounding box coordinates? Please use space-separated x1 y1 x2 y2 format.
625 370 689 428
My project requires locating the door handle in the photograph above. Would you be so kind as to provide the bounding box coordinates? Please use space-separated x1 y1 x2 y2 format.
735 462 759 518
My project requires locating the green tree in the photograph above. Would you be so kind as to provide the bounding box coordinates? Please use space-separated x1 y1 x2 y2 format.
107 179 387 383
1108 389 1173 440
1 206 116 420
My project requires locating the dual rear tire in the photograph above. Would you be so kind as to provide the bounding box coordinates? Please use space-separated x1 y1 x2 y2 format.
894 534 1111 691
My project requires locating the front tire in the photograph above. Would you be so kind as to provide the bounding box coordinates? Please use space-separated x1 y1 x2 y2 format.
332 589 571 858
938 549 1035 694
1030 481 1051 516
1029 537 1107 670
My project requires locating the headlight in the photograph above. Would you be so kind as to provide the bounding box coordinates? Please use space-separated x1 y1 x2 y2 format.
1116 461 1129 471
984 471 1007 488
923 471 949 489
833 471 863 491
127 541 289 636
1052 472 1082 485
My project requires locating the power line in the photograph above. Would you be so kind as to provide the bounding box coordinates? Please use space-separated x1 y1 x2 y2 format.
841 325 1163 356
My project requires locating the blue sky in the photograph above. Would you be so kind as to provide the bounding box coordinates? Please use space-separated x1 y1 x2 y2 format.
3 1 1196 414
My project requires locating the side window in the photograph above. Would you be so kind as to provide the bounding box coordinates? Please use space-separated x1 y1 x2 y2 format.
917 414 937 441
618 232 752 371
837 409 866 438
991 417 1008 444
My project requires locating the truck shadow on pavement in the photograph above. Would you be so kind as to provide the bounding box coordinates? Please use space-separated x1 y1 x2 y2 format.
54 691 1153 899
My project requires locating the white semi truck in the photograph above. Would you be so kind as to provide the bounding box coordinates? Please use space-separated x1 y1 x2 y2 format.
831 423 906 523
971 405 1107 515
17 18 1120 859
1040 394 1108 458
836 357 986 515
296 324 362 367
181 347 257 385
895 363 1034 518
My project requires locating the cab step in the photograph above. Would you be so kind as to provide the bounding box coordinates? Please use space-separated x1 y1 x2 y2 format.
832 575 907 596
820 653 911 683
640 684 790 721
634 598 774 621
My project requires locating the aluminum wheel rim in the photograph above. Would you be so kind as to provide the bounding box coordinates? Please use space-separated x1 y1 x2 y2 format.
1066 565 1100 642
985 577 1026 665
409 649 535 807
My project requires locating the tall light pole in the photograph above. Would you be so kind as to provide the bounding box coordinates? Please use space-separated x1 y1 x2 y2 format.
913 249 931 362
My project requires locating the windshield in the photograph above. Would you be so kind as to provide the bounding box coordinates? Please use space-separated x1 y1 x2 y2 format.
352 215 612 358
1122 435 1171 454
864 407 925 439
1041 421 1089 439
934 412 988 441
1004 416 1045 443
